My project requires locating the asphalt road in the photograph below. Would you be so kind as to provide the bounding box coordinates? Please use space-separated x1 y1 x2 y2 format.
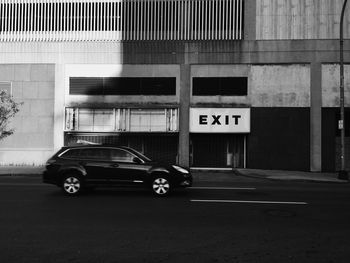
0 175 349 263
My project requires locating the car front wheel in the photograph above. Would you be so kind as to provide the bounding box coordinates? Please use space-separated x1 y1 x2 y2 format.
151 177 171 196
62 174 83 195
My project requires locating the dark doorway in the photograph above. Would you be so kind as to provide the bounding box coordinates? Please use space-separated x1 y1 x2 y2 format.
190 134 245 168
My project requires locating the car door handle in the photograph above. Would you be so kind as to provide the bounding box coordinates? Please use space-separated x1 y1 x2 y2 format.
110 164 119 168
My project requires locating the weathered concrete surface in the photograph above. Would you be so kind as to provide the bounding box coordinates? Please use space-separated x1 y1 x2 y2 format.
250 65 310 107
322 64 350 107
256 0 350 40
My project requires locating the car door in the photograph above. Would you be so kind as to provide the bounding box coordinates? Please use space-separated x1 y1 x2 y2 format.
79 148 111 183
107 148 149 184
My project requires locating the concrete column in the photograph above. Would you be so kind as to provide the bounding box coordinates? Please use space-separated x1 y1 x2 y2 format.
178 64 191 168
54 64 65 151
310 62 322 171
244 0 257 40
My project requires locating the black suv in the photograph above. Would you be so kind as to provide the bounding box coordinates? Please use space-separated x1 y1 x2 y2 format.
43 145 192 196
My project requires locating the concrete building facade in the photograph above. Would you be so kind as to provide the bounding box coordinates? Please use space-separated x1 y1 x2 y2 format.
0 0 349 172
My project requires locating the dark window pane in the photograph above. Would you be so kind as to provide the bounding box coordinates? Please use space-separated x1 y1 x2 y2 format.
110 149 134 162
220 77 247 96
80 148 109 160
192 77 248 96
192 78 219 96
104 78 141 95
61 149 81 159
70 78 104 95
70 77 176 95
141 78 176 95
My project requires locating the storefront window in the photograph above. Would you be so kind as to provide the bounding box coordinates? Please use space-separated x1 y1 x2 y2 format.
67 109 114 132
65 108 178 132
130 109 166 132
78 109 94 131
93 110 115 132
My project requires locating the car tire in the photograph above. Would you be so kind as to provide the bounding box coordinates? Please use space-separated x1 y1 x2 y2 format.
62 173 83 196
151 176 171 196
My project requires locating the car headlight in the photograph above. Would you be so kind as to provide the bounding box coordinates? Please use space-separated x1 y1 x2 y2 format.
172 165 189 174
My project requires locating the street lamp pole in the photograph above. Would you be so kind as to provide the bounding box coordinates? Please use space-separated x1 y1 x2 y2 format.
339 0 349 180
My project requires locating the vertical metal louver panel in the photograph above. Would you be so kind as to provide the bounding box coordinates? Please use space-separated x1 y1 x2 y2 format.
0 0 244 41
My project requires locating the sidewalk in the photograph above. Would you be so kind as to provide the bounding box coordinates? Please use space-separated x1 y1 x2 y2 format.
0 166 44 176
0 165 348 183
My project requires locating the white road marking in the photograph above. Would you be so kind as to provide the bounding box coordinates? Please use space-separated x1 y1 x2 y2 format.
190 187 256 190
191 199 308 205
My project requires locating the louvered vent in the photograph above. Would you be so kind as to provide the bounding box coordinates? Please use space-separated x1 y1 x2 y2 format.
0 0 244 41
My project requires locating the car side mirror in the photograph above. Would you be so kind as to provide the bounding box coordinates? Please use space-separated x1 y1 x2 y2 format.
133 157 142 164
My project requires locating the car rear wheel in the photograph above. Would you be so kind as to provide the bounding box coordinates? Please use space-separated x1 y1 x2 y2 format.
151 177 171 196
62 174 83 195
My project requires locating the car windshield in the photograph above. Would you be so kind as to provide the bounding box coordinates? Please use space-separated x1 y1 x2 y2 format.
126 148 152 162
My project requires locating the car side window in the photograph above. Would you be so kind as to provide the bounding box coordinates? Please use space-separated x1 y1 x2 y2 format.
110 149 135 163
60 149 82 159
80 148 110 160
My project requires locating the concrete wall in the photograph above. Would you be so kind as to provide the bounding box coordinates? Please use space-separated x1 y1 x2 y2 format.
251 65 310 107
322 64 350 107
256 0 350 40
0 64 55 165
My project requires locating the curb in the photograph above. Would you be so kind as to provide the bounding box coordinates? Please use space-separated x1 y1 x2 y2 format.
0 173 41 177
233 169 349 184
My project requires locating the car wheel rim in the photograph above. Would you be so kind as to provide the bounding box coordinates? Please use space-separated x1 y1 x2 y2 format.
63 177 80 194
152 178 170 195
